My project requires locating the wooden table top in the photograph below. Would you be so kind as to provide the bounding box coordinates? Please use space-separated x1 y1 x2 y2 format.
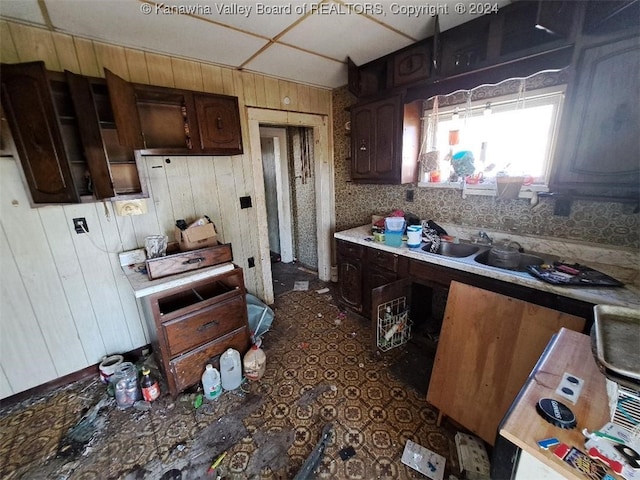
500 327 622 480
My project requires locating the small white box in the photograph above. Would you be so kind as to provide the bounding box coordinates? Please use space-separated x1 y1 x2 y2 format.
455 432 490 480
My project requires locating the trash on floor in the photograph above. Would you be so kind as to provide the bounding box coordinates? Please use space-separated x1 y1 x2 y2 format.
455 432 491 480
58 394 110 457
401 439 446 480
293 280 309 291
246 293 275 342
339 445 356 461
293 423 333 479
316 287 330 294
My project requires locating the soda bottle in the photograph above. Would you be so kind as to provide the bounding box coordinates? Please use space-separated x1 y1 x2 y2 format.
140 367 160 402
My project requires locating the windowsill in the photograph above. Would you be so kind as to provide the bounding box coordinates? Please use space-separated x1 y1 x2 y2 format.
417 180 549 200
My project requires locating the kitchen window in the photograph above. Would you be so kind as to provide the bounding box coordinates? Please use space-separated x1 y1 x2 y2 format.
418 83 566 197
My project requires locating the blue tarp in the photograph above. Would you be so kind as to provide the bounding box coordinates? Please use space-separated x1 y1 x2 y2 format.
246 293 274 341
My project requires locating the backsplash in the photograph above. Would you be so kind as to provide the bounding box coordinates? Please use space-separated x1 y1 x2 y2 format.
332 86 639 250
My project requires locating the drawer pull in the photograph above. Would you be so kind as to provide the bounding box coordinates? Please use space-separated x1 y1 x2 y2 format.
183 257 204 265
197 320 219 332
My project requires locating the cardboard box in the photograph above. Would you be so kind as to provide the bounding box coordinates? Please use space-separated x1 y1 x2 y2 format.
175 223 218 251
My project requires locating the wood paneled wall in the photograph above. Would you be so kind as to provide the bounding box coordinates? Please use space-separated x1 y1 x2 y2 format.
0 21 332 399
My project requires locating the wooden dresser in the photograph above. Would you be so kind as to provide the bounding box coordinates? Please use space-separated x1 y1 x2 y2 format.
139 265 250 397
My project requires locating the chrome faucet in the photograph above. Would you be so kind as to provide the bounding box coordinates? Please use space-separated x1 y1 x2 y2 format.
477 231 493 245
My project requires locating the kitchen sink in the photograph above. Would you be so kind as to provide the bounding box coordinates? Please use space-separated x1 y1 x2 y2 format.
422 242 481 258
474 250 545 271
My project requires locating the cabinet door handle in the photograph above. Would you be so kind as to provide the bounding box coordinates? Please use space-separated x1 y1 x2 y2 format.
183 257 204 265
197 320 219 332
217 116 223 129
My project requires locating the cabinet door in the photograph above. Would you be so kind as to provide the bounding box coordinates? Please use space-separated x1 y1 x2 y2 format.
1 62 79 203
104 69 145 149
338 258 363 312
393 42 431 87
194 94 243 154
351 96 399 183
66 71 115 199
427 281 585 445
550 34 640 198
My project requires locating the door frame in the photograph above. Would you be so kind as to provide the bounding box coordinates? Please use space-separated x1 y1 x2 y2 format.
259 127 294 264
247 108 335 305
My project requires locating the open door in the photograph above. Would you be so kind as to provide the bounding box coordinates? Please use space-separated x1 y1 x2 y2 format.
371 277 413 352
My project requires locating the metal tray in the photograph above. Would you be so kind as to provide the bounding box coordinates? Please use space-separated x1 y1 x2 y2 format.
593 305 640 387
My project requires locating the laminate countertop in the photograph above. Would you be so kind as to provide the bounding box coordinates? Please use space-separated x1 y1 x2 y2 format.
122 262 236 298
334 225 640 309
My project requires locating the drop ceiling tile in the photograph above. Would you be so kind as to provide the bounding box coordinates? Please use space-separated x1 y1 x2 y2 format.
44 0 268 67
159 0 317 38
244 43 345 88
0 0 46 25
280 5 413 66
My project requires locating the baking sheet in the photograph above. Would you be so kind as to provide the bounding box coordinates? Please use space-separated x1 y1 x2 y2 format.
593 305 640 383
527 262 624 287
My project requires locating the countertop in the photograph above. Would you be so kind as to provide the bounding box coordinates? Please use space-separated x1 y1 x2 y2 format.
499 328 619 480
122 262 236 298
334 225 640 309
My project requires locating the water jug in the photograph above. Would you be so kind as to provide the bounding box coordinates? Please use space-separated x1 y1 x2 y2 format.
220 348 242 390
384 217 405 247
201 364 222 400
243 344 267 381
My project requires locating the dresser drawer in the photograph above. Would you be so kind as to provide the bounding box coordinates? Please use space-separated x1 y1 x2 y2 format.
169 328 249 394
368 248 398 272
163 294 247 357
337 240 364 259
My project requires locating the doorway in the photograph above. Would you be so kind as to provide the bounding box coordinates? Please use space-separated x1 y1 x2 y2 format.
260 127 294 264
260 126 318 270
247 109 335 305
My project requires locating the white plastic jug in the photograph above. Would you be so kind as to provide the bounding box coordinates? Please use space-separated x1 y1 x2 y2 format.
220 348 242 390
202 364 222 401
243 344 267 381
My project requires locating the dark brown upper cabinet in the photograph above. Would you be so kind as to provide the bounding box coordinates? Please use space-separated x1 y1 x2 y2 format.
1 62 143 204
350 95 421 185
550 33 640 199
105 69 243 156
1 62 79 203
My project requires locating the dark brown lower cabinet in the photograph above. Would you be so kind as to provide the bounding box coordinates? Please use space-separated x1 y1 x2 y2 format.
140 266 250 397
336 240 364 313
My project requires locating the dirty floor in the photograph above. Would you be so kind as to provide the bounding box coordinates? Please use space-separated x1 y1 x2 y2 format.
0 271 462 479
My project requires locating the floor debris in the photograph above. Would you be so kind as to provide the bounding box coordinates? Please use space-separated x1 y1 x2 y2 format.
293 280 309 291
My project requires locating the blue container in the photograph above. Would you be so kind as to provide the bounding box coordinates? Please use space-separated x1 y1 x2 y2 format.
384 217 405 247
384 231 403 247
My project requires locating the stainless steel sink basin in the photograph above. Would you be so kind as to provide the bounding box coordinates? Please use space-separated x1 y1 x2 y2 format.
422 242 481 258
474 250 545 271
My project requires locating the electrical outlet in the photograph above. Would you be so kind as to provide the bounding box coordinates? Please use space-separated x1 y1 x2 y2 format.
555 372 584 404
554 198 571 216
73 217 88 234
405 189 414 202
247 257 255 268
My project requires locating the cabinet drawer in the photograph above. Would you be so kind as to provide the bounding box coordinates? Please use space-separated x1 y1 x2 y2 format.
337 240 364 259
163 294 246 357
169 328 249 393
368 248 398 272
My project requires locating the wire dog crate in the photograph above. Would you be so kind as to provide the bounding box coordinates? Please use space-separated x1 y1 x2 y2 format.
377 296 411 352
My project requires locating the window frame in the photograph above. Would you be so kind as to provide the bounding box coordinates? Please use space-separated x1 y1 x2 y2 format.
418 85 566 198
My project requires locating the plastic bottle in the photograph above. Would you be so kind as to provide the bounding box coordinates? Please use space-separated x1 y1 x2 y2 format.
140 367 160 402
243 344 266 381
220 348 242 391
202 364 222 401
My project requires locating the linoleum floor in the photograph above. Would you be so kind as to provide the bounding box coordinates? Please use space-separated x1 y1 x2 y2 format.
0 269 461 479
